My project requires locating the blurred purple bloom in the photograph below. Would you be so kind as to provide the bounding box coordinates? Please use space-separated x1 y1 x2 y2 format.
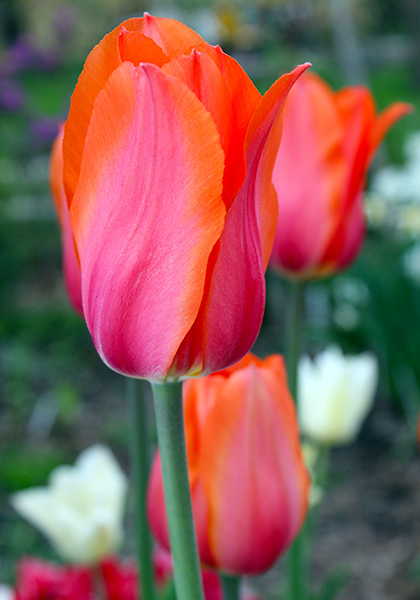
8 36 38 73
38 50 60 72
0 78 26 112
29 117 60 144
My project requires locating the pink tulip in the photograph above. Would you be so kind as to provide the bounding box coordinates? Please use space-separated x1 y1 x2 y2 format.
61 14 309 380
269 72 412 279
147 353 310 574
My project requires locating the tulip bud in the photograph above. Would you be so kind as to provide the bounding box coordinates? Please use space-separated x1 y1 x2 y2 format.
147 353 310 575
298 346 378 446
11 445 127 564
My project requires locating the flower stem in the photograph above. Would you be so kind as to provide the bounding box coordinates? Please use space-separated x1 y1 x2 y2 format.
285 281 304 401
221 573 241 600
151 381 204 600
127 378 156 600
285 281 307 600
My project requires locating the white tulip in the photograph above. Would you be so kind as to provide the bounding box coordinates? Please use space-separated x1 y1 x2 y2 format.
11 445 127 564
298 347 378 446
0 585 13 600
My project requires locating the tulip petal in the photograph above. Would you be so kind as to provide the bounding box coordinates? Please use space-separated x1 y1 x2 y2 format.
70 61 225 379
140 13 205 57
196 44 261 150
198 357 309 573
49 125 83 315
64 15 202 206
371 101 413 157
117 27 169 67
168 64 309 377
247 64 310 269
162 49 246 207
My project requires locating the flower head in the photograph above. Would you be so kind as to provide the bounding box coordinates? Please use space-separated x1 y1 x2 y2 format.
11 445 127 564
61 13 308 381
298 346 378 445
269 72 411 280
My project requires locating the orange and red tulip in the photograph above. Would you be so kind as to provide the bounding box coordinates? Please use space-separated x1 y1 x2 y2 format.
61 14 309 381
269 72 412 280
147 353 310 575
49 125 83 315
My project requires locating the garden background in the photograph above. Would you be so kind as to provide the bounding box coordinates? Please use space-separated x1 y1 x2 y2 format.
1 0 420 598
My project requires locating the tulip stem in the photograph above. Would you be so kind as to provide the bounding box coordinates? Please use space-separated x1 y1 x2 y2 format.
285 281 304 401
285 281 308 600
127 378 156 600
151 381 205 600
221 574 241 600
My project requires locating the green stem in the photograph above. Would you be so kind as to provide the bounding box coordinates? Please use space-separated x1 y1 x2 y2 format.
127 378 156 600
221 574 240 600
151 381 204 600
285 281 304 400
308 445 330 542
285 281 307 600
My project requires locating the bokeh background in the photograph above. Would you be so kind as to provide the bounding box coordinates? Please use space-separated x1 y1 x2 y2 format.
1 1 420 599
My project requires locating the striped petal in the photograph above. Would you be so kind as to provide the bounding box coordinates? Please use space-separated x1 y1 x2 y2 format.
70 62 225 379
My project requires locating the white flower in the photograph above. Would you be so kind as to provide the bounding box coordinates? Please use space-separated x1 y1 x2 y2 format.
298 347 378 446
0 585 13 600
11 445 127 564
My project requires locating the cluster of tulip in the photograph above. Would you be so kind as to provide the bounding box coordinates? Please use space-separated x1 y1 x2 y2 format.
9 11 412 600
7 446 261 600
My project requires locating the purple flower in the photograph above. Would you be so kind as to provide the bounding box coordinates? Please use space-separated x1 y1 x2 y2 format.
0 78 26 112
29 117 60 144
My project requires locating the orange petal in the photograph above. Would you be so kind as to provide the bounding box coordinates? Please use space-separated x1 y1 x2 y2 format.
246 63 311 269
163 49 246 207
197 44 261 143
64 15 198 208
140 12 205 57
371 101 413 157
118 26 169 67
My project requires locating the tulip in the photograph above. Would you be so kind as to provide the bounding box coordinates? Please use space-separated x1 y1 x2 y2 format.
61 13 309 381
49 124 83 315
13 559 92 600
269 71 412 280
298 346 378 446
11 445 127 564
147 353 310 575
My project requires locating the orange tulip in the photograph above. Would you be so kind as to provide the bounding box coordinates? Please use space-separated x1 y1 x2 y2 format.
269 72 412 280
147 353 310 574
49 125 83 315
61 14 309 381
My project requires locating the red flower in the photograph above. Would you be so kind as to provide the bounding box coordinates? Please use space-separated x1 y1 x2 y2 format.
14 559 93 600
